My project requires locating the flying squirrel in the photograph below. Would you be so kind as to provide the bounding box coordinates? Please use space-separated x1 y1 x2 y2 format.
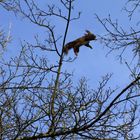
63 30 96 56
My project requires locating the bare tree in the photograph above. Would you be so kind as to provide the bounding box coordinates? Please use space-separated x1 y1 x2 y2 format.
0 25 11 57
0 0 140 140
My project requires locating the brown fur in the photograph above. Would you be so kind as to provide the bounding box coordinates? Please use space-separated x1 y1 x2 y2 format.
63 30 96 56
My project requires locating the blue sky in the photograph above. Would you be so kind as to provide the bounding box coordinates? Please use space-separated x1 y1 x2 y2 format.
0 0 135 89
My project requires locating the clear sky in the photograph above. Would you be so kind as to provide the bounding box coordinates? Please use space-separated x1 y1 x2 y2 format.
0 0 135 89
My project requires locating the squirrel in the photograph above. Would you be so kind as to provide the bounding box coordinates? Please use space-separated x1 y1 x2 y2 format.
63 30 96 56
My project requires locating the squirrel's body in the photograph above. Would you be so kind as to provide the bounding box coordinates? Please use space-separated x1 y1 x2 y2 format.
63 30 96 55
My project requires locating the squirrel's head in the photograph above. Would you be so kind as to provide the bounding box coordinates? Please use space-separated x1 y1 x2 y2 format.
85 30 96 40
